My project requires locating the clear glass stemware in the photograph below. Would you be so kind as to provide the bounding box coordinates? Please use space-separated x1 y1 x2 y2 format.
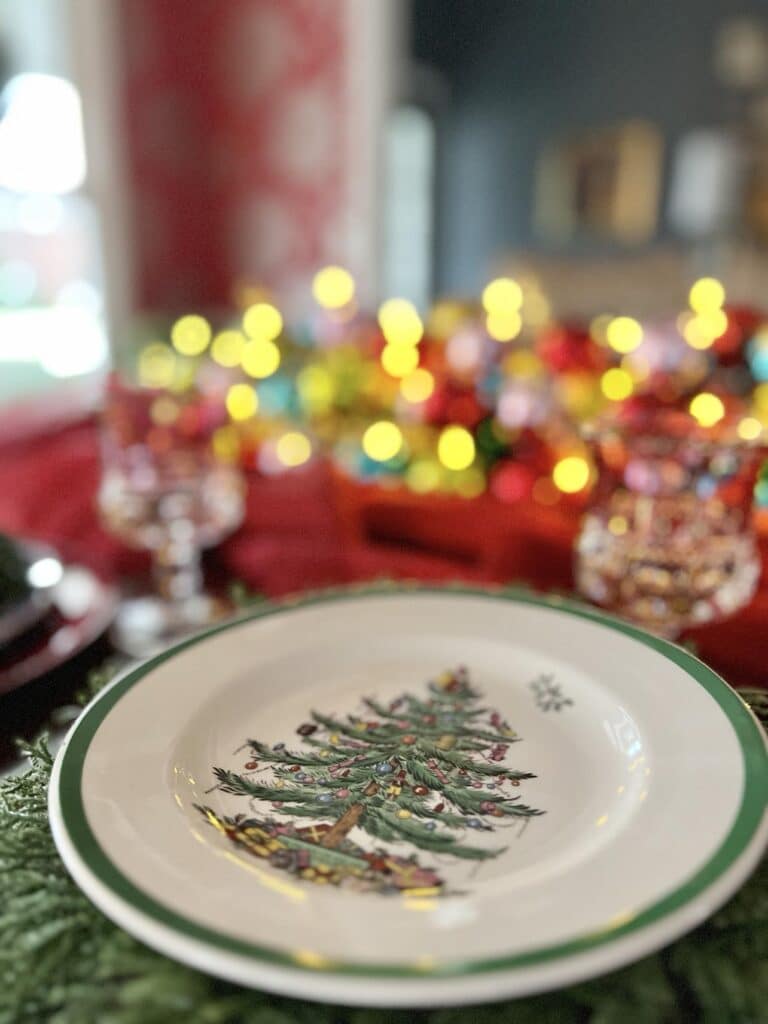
98 374 245 655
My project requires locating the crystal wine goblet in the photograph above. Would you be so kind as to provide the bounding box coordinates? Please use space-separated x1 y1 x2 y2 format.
98 373 245 656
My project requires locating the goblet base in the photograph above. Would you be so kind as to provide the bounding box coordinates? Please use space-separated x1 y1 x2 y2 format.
109 593 232 658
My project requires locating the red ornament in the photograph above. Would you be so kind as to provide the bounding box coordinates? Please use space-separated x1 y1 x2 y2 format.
337 788 350 798
511 779 520 787
245 761 258 770
296 723 317 737
288 765 301 773
413 785 429 796
536 323 607 374
490 461 535 503
422 715 436 725
433 802 445 813
480 800 496 813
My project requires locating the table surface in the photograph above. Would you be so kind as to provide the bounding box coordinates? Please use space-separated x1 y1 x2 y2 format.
1 416 767 768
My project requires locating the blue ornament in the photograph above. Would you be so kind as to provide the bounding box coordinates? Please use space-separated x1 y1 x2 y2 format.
466 818 482 829
295 772 310 782
374 762 394 776
487 783 496 789
317 793 333 804
424 821 437 831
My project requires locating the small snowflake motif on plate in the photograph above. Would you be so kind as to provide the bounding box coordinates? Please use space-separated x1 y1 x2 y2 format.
530 673 573 712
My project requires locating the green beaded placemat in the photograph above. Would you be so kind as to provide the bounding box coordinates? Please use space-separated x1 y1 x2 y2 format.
1 622 767 1023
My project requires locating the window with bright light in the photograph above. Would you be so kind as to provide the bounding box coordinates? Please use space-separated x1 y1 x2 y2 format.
382 104 435 311
0 0 107 406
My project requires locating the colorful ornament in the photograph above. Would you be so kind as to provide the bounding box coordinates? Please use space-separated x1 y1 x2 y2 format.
435 734 456 750
466 818 483 829
397 809 412 820
375 762 394 775
317 793 333 804
297 723 317 736
480 800 496 812
273 743 285 751
402 735 417 745
245 761 258 770
337 788 350 798
433 802 445 813
288 765 301 773
424 821 437 831
412 785 429 796
295 772 310 782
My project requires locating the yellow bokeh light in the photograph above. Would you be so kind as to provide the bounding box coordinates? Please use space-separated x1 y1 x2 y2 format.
297 365 335 413
503 349 543 378
400 368 435 403
211 330 246 367
243 302 283 342
406 459 441 493
150 396 179 425
437 425 475 471
683 309 728 349
689 392 725 427
738 416 763 441
755 382 768 413
362 420 403 462
552 455 590 494
212 425 241 463
225 383 258 421
427 299 471 339
138 343 176 388
312 266 355 309
600 367 634 401
606 316 643 354
486 310 522 342
378 298 423 347
689 277 725 314
242 339 281 379
170 314 212 356
276 431 312 467
523 290 551 327
453 466 486 498
481 277 522 314
608 515 628 536
381 343 420 377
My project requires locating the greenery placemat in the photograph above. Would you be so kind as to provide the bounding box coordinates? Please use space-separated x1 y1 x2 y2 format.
1 660 767 1022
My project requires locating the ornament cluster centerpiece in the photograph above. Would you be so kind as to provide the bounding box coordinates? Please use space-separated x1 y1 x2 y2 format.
129 268 768 522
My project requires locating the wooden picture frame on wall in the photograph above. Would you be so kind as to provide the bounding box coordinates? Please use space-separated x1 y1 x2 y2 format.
535 120 663 246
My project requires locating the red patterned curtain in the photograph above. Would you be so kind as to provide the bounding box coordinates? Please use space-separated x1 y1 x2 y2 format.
118 0 347 312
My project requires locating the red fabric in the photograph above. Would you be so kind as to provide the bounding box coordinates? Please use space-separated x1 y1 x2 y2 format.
118 0 347 310
0 418 765 688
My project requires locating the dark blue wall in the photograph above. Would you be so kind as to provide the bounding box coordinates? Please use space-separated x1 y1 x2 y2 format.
412 0 764 292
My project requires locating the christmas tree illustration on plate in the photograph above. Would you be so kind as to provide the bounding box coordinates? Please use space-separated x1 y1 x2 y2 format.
197 667 543 895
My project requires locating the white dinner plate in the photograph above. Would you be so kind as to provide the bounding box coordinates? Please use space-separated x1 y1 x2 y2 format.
49 587 768 1007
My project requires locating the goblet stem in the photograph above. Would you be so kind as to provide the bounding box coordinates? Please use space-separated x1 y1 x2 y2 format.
151 537 204 608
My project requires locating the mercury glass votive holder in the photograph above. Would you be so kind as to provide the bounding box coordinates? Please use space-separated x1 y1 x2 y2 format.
575 408 764 638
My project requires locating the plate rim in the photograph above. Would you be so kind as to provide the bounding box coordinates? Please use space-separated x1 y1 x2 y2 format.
49 585 768 996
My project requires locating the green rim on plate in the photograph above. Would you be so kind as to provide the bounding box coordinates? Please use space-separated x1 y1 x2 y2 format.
56 585 768 978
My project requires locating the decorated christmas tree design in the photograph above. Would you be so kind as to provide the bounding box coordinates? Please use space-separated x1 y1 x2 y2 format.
199 667 543 894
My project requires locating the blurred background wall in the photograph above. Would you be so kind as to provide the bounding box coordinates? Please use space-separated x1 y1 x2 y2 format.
3 0 768 409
